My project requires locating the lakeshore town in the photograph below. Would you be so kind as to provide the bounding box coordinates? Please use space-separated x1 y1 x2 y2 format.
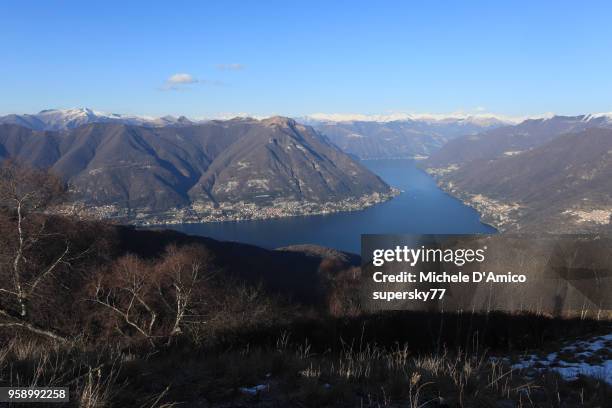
65 189 400 226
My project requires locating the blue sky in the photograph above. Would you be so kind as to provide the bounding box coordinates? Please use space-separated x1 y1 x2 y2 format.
1 0 611 118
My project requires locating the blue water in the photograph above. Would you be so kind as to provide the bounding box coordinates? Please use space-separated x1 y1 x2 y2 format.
166 159 496 254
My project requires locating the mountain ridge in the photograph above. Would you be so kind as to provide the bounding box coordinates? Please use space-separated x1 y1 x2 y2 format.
0 119 396 224
423 120 612 233
302 117 508 160
0 108 196 131
424 114 612 169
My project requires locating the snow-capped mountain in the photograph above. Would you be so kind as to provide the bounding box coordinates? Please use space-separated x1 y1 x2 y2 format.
581 112 612 124
0 108 195 131
301 112 520 126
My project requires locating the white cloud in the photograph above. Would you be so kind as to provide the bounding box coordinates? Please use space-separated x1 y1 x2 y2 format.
161 73 202 91
160 73 227 91
216 63 245 71
167 73 198 85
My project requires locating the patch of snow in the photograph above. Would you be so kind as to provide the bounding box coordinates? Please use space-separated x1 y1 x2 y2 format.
511 333 612 385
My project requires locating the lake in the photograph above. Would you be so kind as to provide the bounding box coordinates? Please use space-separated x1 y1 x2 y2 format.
165 159 496 254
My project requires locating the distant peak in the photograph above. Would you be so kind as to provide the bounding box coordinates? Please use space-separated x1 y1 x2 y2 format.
261 116 296 127
583 112 612 122
37 107 99 116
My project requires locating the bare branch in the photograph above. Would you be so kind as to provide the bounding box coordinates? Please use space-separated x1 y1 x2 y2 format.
27 242 70 296
0 308 68 343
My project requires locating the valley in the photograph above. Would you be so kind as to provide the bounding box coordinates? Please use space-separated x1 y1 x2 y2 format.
3 4 612 406
166 159 496 254
3 108 612 238
2 109 612 405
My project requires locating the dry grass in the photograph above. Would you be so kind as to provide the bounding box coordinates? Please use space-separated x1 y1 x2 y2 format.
0 338 121 407
1 328 610 407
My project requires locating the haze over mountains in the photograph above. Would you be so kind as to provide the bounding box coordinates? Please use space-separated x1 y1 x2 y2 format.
0 116 394 224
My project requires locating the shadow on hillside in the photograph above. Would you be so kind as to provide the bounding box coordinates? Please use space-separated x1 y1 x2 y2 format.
118 226 359 305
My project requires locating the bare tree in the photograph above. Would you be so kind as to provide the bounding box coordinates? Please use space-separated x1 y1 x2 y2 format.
156 245 206 337
0 160 70 342
91 255 159 345
91 245 213 346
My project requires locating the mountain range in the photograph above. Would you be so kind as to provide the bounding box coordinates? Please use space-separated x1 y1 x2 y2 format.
424 115 612 232
0 108 195 131
424 114 612 168
0 117 395 224
302 115 511 159
3 108 612 232
0 109 513 160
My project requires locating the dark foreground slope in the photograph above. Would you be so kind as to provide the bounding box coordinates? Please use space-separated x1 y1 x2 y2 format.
118 226 359 304
1 213 609 407
0 117 394 223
